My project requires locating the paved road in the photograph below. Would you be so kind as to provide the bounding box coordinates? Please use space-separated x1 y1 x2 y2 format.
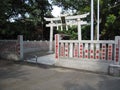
0 61 120 90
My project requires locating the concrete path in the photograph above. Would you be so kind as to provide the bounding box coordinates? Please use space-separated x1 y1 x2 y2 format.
0 61 120 90
26 54 56 65
25 54 113 74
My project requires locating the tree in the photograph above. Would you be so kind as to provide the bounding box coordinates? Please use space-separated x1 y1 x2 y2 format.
0 0 53 40
51 0 120 40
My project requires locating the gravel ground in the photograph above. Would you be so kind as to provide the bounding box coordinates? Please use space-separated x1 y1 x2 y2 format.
0 59 120 90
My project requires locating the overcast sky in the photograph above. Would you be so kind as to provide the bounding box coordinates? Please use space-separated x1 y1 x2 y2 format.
48 0 62 17
51 6 62 17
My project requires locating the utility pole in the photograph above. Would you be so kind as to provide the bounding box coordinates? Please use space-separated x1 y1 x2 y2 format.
91 0 94 41
97 0 100 41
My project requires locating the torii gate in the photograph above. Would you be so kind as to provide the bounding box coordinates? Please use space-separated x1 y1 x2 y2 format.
44 13 89 52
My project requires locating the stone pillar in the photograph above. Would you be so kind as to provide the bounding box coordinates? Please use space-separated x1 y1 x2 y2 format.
101 44 106 60
60 43 65 57
90 43 94 59
74 43 79 58
84 43 89 59
79 43 83 58
114 36 120 64
55 34 60 60
95 43 100 60
17 35 23 60
69 43 73 58
77 18 82 41
49 21 53 53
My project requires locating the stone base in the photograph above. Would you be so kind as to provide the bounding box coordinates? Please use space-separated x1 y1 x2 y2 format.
47 50 54 53
108 64 120 76
55 58 114 74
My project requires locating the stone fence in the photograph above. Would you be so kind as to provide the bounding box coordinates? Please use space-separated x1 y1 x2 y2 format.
0 35 54 60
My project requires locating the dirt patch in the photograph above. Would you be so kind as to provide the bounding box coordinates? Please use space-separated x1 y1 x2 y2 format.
0 59 15 67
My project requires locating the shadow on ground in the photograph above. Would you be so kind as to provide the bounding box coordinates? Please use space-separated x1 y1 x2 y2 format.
64 82 96 90
0 60 29 80
24 50 54 60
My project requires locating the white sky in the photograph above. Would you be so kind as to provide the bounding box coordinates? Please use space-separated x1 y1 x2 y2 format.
51 6 62 17
48 0 62 17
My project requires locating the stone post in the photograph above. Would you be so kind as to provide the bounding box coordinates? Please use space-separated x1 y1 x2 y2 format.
49 21 53 53
17 35 23 60
55 34 60 60
77 18 82 41
114 36 120 64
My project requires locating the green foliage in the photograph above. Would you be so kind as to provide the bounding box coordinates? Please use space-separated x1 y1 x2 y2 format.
1 0 120 40
57 25 90 40
52 0 120 40
57 26 78 40
106 14 116 26
82 26 90 40
0 0 52 40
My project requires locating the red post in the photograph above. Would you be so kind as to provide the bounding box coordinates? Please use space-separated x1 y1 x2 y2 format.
79 43 83 58
60 43 65 57
101 44 106 60
55 34 59 59
74 43 78 58
84 43 88 59
90 43 94 59
95 44 100 60
108 44 113 60
65 43 69 57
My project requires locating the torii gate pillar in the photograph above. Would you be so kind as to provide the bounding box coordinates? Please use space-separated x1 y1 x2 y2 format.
49 21 54 53
77 18 82 41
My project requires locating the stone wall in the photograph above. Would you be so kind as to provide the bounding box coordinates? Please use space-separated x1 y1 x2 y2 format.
23 41 54 53
0 40 19 60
